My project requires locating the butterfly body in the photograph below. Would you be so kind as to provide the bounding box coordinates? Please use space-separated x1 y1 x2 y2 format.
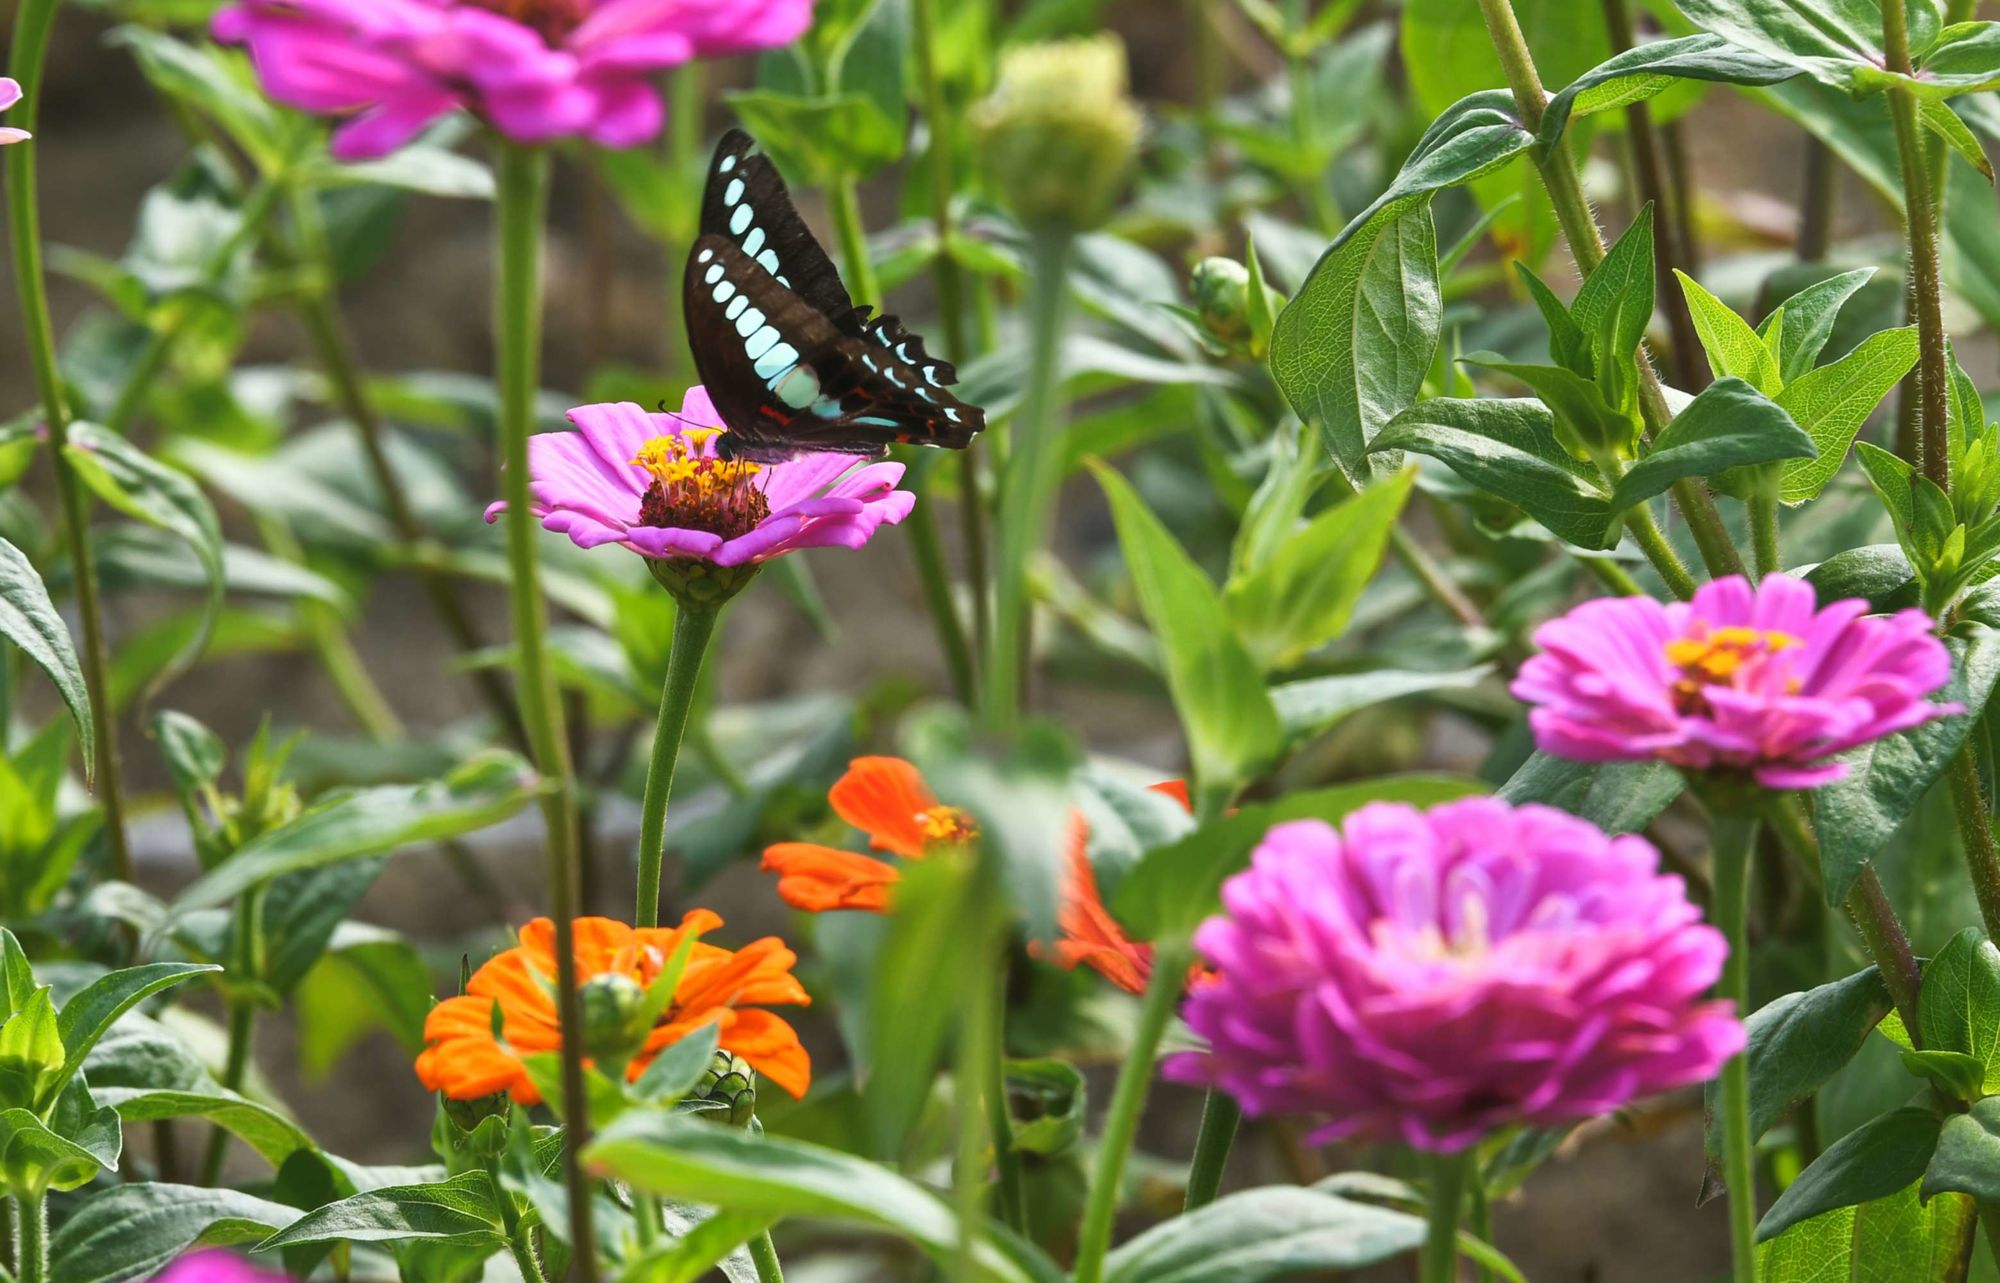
682 130 984 462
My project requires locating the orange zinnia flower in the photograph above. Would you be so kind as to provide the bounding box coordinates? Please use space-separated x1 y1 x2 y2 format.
415 912 811 1104
760 757 976 912
1038 780 1192 996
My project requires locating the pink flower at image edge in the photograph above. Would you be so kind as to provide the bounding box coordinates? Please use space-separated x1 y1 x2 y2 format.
156 1250 284 1283
1511 573 1958 788
0 78 32 145
1166 798 1745 1153
485 387 915 567
212 0 814 160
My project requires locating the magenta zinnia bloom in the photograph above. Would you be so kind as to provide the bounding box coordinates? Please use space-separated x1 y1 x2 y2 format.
0 79 31 146
485 388 914 566
156 1251 286 1283
1512 573 1957 789
1167 799 1742 1153
213 0 812 160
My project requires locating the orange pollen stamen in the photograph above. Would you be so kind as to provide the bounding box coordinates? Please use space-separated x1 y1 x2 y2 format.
633 433 769 539
1665 624 1802 709
917 806 978 846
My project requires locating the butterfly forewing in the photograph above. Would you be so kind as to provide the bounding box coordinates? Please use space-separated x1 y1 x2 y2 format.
700 129 860 335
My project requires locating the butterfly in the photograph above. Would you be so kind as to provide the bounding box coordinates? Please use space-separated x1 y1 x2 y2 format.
682 129 985 464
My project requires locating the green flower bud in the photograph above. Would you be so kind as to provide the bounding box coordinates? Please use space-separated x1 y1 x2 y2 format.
972 36 1142 232
1191 257 1252 347
697 1049 758 1128
578 972 653 1068
648 557 760 609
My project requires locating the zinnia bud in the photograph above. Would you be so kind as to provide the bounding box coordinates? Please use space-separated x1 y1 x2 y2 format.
697 1049 758 1127
972 36 1142 231
1191 258 1253 347
577 972 652 1068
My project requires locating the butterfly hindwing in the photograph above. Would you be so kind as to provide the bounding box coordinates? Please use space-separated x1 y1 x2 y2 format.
699 129 860 335
684 234 985 461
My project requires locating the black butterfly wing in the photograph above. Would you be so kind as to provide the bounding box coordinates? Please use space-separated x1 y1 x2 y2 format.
684 233 985 460
699 129 862 336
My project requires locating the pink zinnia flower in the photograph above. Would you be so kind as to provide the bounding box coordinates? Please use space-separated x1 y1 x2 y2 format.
1511 574 1958 789
1166 799 1743 1153
212 0 813 160
0 79 31 146
156 1250 286 1283
485 388 915 566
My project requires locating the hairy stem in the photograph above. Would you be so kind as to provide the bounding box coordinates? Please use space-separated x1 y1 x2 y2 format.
11 1193 44 1283
1881 0 1950 487
1949 750 2000 938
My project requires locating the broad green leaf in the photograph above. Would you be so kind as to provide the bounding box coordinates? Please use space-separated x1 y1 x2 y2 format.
1272 91 1532 477
1674 0 1941 93
1879 21 2000 98
622 1209 773 1283
47 962 217 1109
1496 753 1682 834
257 1173 507 1249
152 710 225 823
1803 545 1919 612
0 1097 121 1197
1776 326 1919 503
1918 928 2000 1092
1570 205 1655 388
724 90 904 185
1703 968 1892 1162
1462 358 1638 461
0 990 63 1109
1101 1186 1429 1283
1759 1182 1976 1280
1609 378 1815 511
587 1113 1062 1283
62 423 223 698
1090 463 1282 795
0 537 93 780
1370 397 1618 549
172 753 536 913
631 1021 720 1104
307 146 495 199
1815 617 2000 903
1538 35 1799 150
1763 268 1878 384
295 930 433 1076
51 1182 300 1283
1224 471 1413 670
1921 97 1994 181
1675 273 1783 395
98 1087 313 1168
1923 1097 2000 1201
1114 775 1486 941
1270 665 1494 743
1756 1108 1942 1242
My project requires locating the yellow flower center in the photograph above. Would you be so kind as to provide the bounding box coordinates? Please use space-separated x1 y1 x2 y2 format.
632 433 771 541
1665 624 1802 710
917 806 978 847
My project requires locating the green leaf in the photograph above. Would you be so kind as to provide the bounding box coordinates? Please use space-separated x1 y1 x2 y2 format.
48 962 217 1109
1370 397 1618 549
1004 1058 1085 1157
62 423 223 698
724 90 903 185
51 1182 300 1283
1272 90 1532 478
1918 928 2000 1091
172 753 536 913
295 930 434 1076
99 1086 314 1168
1803 545 1918 612
306 146 495 199
1114 775 1486 942
106 28 286 170
1463 357 1638 462
1102 1186 1429 1283
1776 326 1920 503
864 855 983 1158
1703 968 1892 1163
1763 269 1878 384
632 1021 720 1104
1923 1097 2000 1201
0 990 64 1109
0 1097 121 1197
1759 1181 1976 1280
257 1173 507 1249
1090 463 1282 795
1675 273 1784 395
1815 616 2000 903
1609 378 1816 511
0 537 93 781
587 1112 1062 1283
1921 97 1994 182
1674 0 1941 93
1538 35 1799 151
1496 753 1683 834
1270 665 1495 743
1570 204 1655 388
622 1209 773 1283
1224 471 1413 670
1757 1108 1942 1242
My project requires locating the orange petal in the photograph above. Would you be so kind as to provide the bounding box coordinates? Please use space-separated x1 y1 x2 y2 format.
761 843 900 913
828 757 936 858
1039 818 1155 996
1150 780 1191 812
719 1008 812 1099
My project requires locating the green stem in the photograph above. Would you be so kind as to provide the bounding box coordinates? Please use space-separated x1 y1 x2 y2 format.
634 602 722 928
494 141 598 1283
1882 0 1951 488
1183 1091 1241 1210
981 967 1026 1235
663 63 706 384
1624 504 1699 600
1709 809 1761 1283
1750 492 1780 580
259 515 402 741
1073 941 1188 1283
7 0 131 883
984 228 1074 730
11 1193 44 1283
1948 750 2000 938
1420 1150 1472 1283
1471 0 1742 584
1980 1200 2000 1274
903 455 977 707
1579 553 1646 597
202 886 266 1185
748 1230 785 1283
1388 525 1487 632
1469 1176 1495 1283
1797 137 1835 263
827 177 882 310
911 0 966 362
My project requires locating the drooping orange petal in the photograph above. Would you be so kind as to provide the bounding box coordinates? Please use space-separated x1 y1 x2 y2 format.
828 757 937 858
761 843 902 913
717 1008 812 1099
1150 779 1191 811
